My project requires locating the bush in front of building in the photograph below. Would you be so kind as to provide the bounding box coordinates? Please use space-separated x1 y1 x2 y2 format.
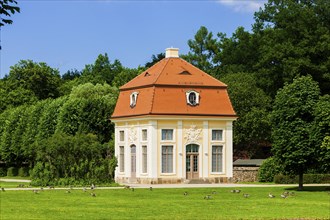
258 157 282 182
274 174 330 184
6 167 18 176
30 132 116 186
18 167 29 177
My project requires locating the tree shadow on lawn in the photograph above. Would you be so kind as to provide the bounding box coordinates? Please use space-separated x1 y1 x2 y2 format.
284 185 330 192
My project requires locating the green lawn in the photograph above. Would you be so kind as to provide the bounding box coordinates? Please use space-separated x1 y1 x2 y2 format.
1 186 329 219
0 181 31 188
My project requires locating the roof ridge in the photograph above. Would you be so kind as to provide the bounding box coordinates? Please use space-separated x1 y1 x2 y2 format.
154 58 170 84
180 58 228 87
149 86 156 114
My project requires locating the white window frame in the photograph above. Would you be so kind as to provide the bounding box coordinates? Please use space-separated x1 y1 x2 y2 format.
211 145 224 174
211 129 224 142
130 91 139 108
141 128 148 142
119 130 125 142
142 145 148 174
161 145 175 174
186 90 200 106
119 146 125 173
161 128 175 142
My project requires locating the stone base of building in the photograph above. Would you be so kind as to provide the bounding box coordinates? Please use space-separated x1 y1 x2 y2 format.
116 177 233 184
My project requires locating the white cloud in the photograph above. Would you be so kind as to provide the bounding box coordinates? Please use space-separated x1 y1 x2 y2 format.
217 0 266 13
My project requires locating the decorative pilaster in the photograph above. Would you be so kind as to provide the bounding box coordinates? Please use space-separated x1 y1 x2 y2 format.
203 121 209 178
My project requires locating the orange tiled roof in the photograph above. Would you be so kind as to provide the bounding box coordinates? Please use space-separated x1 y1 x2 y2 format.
111 57 236 119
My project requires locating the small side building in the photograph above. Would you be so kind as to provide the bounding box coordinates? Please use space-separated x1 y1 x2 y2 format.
232 159 265 182
111 48 236 184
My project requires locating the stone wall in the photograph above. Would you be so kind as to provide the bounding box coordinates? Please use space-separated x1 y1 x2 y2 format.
232 166 259 183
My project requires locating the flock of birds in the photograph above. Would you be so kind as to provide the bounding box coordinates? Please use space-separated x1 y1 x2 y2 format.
0 184 298 200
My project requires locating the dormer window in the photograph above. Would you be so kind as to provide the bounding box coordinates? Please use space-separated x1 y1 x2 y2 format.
186 90 199 106
130 92 139 108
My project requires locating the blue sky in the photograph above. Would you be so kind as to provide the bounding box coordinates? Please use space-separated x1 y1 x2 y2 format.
0 0 267 78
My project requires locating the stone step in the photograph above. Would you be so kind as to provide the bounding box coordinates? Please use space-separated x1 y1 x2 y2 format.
187 179 210 184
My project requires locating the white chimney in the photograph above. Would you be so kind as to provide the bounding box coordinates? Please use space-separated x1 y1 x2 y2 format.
165 48 179 58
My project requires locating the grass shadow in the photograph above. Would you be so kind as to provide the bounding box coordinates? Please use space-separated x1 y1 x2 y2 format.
284 185 330 192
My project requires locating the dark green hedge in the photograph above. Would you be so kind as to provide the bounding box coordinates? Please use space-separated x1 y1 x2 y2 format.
0 167 7 177
274 174 330 184
7 167 18 176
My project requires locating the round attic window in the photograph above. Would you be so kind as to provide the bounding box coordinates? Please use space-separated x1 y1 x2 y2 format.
186 90 199 106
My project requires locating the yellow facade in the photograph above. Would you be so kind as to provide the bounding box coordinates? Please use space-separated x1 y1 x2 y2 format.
113 116 234 184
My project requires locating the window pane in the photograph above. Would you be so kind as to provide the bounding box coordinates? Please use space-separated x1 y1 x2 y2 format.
212 130 223 141
119 131 124 142
142 146 147 173
142 129 147 141
212 145 223 172
162 145 173 173
162 129 173 140
119 146 124 172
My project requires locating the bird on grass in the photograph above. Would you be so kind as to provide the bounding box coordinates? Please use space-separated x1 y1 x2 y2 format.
149 187 153 191
90 192 96 197
243 193 250 198
269 193 275 198
230 189 235 193
91 184 95 190
204 195 212 200
66 189 71 194
1 187 5 192
235 189 241 193
280 194 287 199
183 191 188 196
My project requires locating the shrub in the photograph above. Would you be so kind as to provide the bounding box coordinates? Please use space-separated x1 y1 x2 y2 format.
274 174 297 184
258 157 282 182
274 174 330 184
0 167 7 177
7 167 18 176
18 167 29 177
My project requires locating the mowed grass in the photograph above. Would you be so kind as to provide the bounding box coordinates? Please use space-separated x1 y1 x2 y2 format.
0 181 31 188
1 186 329 220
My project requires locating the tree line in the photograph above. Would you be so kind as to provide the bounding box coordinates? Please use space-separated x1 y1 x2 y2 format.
0 0 329 187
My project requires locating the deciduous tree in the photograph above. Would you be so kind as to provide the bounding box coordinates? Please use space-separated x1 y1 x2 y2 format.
271 75 320 190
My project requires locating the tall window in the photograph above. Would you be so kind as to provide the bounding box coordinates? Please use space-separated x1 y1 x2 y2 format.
142 129 147 141
212 130 223 141
119 146 124 172
162 129 173 141
162 145 173 173
142 145 147 173
212 145 223 172
119 131 124 142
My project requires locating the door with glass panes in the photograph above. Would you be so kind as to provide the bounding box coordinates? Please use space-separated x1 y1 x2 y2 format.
186 144 199 179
